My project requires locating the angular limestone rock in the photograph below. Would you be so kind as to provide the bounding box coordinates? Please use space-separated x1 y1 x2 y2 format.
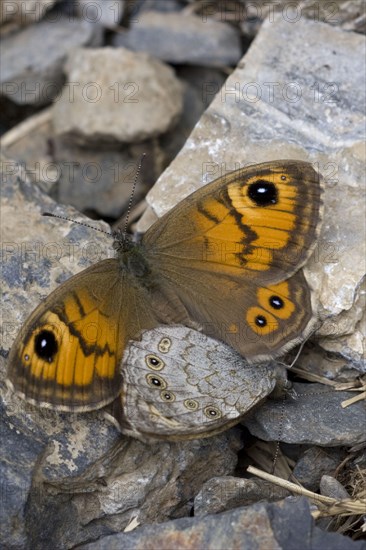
113 11 242 67
52 48 184 144
244 383 366 446
0 16 102 105
77 0 125 27
82 497 365 550
0 0 60 29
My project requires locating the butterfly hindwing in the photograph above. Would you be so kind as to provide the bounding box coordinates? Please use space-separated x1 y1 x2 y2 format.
120 326 278 440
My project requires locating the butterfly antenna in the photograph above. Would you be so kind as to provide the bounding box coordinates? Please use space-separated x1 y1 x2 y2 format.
123 153 146 239
42 212 113 236
271 403 286 474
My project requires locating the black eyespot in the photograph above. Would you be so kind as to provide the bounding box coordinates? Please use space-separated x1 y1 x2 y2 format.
160 390 175 402
255 315 267 327
269 295 284 309
146 373 167 389
204 405 222 419
145 354 164 371
281 174 286 181
248 180 278 206
34 330 58 363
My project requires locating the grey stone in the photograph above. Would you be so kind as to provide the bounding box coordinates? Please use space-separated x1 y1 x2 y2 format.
1 108 59 195
0 391 47 549
293 446 345 491
0 16 102 105
160 66 227 166
0 0 60 29
1 109 161 217
77 0 125 27
137 14 366 367
82 497 366 550
320 474 351 500
194 476 289 516
290 342 365 384
112 11 242 67
132 0 182 14
53 137 154 218
52 47 184 144
238 1 366 39
1 156 114 344
244 383 366 447
29 433 242 548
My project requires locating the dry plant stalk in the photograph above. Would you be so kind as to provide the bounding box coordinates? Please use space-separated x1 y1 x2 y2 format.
247 466 366 521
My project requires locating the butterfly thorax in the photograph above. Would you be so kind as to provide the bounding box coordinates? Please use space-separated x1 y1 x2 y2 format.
113 231 152 283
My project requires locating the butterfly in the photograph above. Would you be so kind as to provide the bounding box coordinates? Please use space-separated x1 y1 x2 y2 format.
7 160 323 422
110 325 283 440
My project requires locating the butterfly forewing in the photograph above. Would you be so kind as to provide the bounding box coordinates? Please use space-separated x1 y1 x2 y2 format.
7 259 164 411
143 160 323 362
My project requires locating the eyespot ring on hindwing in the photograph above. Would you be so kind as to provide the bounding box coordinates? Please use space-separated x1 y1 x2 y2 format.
158 337 172 354
184 399 199 411
145 354 165 371
203 405 222 419
160 390 175 402
145 373 167 389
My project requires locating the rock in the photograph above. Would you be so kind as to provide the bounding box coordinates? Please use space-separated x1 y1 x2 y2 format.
0 16 102 105
237 0 366 38
0 0 60 30
1 109 160 217
23 427 242 549
176 65 227 112
291 342 365 383
292 447 345 491
1 108 58 195
316 276 366 367
77 0 125 27
82 497 366 550
160 66 227 166
133 0 183 14
137 14 366 368
112 11 242 67
52 47 184 144
194 476 289 516
0 394 46 549
320 475 351 500
0 385 121 549
2 372 242 549
0 158 244 548
1 156 114 341
53 137 155 219
244 383 366 447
